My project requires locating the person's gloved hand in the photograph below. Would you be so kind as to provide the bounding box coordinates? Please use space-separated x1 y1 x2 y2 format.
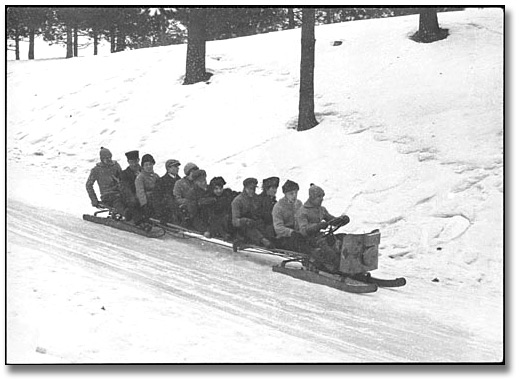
92 199 100 208
340 214 350 224
318 221 329 230
291 230 303 239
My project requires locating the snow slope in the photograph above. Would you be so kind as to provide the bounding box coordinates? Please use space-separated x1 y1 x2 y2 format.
6 8 504 364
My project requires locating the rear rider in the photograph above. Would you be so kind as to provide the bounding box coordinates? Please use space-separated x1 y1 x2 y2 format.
86 147 124 217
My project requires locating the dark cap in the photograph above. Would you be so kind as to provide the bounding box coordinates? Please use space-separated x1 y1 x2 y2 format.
209 176 226 189
243 177 258 188
191 169 207 181
125 150 139 161
262 176 280 189
141 154 156 166
282 180 299 193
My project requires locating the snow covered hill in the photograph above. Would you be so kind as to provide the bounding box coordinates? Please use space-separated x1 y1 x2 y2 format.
6 8 504 363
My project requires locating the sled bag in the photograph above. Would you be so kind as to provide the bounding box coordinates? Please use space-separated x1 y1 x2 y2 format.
339 230 380 274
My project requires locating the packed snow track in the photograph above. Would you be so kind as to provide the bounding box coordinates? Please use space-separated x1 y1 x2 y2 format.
7 200 501 363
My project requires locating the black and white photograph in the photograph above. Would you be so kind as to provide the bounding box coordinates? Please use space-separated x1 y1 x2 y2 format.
5 5 506 366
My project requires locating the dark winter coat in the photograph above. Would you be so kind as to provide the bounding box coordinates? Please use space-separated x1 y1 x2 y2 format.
153 173 181 209
295 200 336 239
231 192 263 228
120 165 141 206
135 171 160 206
86 160 123 205
257 192 277 226
200 188 239 238
205 188 238 217
272 196 303 238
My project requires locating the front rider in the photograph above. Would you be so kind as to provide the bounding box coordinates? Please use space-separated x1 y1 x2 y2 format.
296 184 349 272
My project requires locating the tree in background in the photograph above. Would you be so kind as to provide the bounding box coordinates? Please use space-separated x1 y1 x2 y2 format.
6 7 26 60
8 7 49 60
411 8 449 43
297 8 318 132
287 8 296 29
50 8 81 58
183 8 211 85
81 8 110 55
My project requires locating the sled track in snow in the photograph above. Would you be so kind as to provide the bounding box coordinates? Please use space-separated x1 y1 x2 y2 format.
7 199 500 362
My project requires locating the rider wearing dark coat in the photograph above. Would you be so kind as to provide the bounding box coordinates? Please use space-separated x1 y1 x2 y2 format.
152 159 182 224
120 150 141 220
201 176 239 240
133 154 160 227
231 178 272 248
257 176 279 240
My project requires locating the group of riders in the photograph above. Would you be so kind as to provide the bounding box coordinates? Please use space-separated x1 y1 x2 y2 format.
86 147 351 272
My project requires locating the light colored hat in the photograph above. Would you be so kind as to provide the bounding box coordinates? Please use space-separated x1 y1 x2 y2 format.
309 183 325 199
184 162 199 176
165 159 181 169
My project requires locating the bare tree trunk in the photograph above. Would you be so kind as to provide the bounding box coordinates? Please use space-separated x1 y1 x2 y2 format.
116 30 125 52
419 8 440 35
66 25 73 58
297 8 318 132
412 8 448 43
93 29 98 55
184 8 209 85
15 31 20 60
28 27 35 60
288 8 295 29
326 9 333 24
73 26 78 57
110 27 116 53
157 17 165 46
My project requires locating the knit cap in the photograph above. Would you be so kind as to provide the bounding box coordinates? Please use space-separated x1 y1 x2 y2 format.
100 147 112 159
309 183 325 199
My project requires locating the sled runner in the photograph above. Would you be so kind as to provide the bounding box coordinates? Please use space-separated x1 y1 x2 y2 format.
149 218 298 260
272 218 406 293
83 206 165 238
83 209 405 294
